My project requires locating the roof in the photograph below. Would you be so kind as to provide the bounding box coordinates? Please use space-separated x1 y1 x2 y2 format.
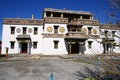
99 24 119 30
44 8 93 15
3 18 43 25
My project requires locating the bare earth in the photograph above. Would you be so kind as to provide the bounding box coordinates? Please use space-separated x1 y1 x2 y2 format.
0 56 104 80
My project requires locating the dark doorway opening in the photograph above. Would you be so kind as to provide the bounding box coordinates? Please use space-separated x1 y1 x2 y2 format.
71 42 79 54
68 42 79 54
21 43 27 53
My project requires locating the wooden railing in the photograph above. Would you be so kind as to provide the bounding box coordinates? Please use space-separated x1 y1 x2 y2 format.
65 32 88 38
43 32 100 39
44 17 68 23
43 33 65 38
68 19 99 25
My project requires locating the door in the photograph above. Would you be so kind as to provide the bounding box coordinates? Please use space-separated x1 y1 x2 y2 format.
21 43 27 53
68 42 79 54
71 42 79 54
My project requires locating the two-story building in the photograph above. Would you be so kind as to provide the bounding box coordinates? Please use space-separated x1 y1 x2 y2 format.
1 8 120 55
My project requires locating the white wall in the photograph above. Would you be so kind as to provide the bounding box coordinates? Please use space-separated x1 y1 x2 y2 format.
43 38 68 55
44 23 68 34
43 23 68 55
2 24 43 54
85 39 103 54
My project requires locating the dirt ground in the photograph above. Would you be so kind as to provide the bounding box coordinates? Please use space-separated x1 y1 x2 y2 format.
0 54 120 80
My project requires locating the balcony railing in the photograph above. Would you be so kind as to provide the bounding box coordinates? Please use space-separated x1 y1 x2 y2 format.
88 35 100 39
68 19 99 25
43 32 100 39
65 32 88 39
43 33 65 38
44 17 68 23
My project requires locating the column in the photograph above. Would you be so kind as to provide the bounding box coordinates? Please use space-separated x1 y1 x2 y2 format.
80 16 82 19
61 13 63 18
19 42 21 53
90 16 93 20
18 42 20 54
79 42 85 54
69 41 71 54
51 13 53 17
27 42 29 54
44 12 46 17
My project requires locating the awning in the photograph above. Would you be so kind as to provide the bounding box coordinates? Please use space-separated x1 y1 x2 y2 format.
16 35 31 42
65 37 88 42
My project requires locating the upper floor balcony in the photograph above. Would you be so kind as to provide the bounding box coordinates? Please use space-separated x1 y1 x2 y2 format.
68 19 99 26
65 32 88 39
44 17 68 24
42 32 100 40
65 31 99 38
43 33 65 38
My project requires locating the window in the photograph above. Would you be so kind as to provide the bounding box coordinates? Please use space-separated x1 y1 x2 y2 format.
23 27 27 34
10 27 15 34
34 27 38 35
112 31 116 37
87 41 93 48
33 42 37 49
87 27 92 34
10 41 15 49
54 26 59 33
54 40 59 49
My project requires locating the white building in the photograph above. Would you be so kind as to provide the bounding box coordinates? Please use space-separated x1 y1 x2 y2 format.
1 8 120 55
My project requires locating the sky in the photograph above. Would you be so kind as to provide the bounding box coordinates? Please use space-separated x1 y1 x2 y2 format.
0 0 110 40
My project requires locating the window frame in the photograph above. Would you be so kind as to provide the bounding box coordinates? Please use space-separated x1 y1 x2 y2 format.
10 41 15 49
34 27 38 35
53 40 59 49
23 27 27 34
33 41 38 49
10 27 15 34
54 25 59 33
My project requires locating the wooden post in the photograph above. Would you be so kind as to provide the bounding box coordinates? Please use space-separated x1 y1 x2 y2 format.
5 47 9 59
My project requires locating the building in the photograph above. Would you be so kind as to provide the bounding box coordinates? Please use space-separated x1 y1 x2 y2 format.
0 41 1 54
1 8 120 55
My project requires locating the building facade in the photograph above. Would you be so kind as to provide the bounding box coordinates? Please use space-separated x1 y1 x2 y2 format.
0 41 1 54
1 8 120 55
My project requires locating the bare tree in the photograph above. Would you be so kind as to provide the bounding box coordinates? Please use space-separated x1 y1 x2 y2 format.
108 0 120 24
109 0 120 11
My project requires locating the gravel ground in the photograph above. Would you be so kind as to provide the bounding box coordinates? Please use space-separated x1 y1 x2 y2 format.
0 56 104 80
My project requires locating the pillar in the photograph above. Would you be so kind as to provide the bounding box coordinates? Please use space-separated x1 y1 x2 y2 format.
27 42 31 54
44 12 46 17
61 13 63 18
68 41 71 54
51 13 53 17
80 16 82 19
79 42 85 54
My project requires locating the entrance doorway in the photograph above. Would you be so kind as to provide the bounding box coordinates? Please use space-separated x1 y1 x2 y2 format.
21 43 27 53
68 42 79 54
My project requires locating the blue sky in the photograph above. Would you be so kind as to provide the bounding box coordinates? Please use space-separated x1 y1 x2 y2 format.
0 0 110 40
